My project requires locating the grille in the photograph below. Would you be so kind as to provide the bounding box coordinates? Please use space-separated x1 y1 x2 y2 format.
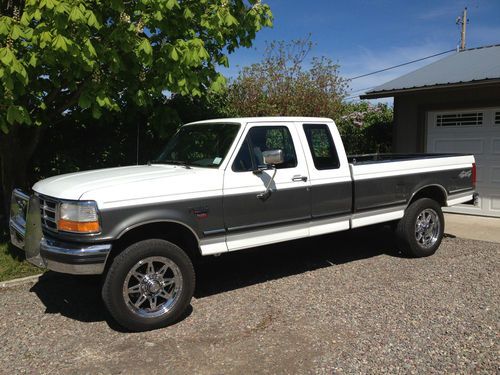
495 112 500 125
39 196 58 232
436 112 483 127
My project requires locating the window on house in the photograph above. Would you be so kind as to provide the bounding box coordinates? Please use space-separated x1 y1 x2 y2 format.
436 112 483 127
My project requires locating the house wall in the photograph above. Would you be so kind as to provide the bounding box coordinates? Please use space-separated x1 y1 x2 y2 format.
393 83 500 152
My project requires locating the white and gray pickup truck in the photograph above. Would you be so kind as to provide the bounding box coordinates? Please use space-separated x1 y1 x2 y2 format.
10 117 476 331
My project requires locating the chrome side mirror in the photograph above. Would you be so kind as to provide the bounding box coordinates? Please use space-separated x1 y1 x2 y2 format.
262 149 284 166
256 149 284 201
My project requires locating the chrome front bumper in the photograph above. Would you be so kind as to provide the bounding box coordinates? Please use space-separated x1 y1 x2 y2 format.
9 189 111 275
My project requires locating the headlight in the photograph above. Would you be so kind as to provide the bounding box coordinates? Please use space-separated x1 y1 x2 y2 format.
57 201 100 233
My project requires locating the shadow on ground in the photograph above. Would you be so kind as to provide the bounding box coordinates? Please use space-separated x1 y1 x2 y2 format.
29 226 401 331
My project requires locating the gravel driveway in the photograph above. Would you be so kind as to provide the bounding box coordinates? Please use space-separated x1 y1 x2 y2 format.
0 227 498 374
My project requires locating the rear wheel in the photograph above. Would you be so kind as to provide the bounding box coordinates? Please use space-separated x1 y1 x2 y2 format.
102 239 195 331
396 198 444 257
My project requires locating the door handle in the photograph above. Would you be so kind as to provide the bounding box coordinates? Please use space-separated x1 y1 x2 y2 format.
292 175 308 182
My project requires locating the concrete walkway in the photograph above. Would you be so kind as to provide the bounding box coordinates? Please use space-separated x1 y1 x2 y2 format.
444 213 500 243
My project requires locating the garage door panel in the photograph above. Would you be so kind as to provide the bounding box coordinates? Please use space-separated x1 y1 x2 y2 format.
493 139 500 154
490 195 500 211
492 167 500 183
427 108 500 217
433 139 484 154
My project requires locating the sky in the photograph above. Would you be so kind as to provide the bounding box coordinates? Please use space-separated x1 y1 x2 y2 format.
219 0 500 104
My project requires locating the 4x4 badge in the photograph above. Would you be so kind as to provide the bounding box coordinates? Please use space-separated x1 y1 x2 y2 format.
459 170 472 179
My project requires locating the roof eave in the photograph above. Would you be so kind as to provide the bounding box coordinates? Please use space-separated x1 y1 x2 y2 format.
360 78 500 99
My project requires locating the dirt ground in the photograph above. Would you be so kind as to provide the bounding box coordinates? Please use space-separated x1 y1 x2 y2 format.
0 228 498 374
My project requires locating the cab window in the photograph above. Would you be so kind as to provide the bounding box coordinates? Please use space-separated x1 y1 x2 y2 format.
303 124 340 170
232 126 298 172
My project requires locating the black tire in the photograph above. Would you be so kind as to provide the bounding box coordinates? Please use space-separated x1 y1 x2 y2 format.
395 198 444 257
102 239 195 332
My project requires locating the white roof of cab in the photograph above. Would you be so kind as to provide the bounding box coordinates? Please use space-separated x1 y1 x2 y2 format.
185 116 334 126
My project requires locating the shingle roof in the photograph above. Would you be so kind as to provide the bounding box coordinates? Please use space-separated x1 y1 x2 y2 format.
361 44 500 99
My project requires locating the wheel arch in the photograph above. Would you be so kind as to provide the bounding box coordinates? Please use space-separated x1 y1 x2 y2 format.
107 220 201 269
407 184 447 207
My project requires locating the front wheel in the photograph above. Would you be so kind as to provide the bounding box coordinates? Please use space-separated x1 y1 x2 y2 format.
395 198 444 257
102 239 195 331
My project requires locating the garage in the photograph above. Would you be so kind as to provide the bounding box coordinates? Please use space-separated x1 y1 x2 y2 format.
426 108 500 217
361 44 500 217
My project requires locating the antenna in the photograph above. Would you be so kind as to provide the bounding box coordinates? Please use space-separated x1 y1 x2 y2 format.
136 121 140 165
456 7 469 51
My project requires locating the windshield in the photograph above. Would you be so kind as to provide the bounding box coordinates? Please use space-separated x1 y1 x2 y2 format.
155 123 241 168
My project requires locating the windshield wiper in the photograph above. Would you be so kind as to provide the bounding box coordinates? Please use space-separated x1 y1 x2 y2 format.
153 160 191 169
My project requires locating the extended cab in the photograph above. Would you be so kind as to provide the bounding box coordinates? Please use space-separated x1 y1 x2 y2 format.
10 117 476 331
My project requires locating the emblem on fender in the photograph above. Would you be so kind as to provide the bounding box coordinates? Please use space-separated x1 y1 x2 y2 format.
459 170 472 179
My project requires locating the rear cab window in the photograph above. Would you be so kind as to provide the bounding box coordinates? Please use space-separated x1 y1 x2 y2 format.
303 124 340 170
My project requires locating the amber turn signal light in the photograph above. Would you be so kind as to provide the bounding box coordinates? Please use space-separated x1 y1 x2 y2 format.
58 219 100 233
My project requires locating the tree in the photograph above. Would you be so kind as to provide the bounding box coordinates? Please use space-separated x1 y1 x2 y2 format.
336 102 393 155
226 37 393 155
0 0 272 216
227 37 348 117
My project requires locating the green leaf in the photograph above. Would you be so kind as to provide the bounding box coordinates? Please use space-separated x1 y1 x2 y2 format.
183 8 193 19
11 25 23 40
0 117 8 134
219 55 229 67
0 47 14 65
55 2 70 14
40 31 52 43
96 94 107 107
45 0 55 10
153 11 163 21
224 13 238 26
28 54 37 67
69 6 85 22
34 9 42 21
20 12 32 26
87 11 99 28
85 39 96 56
92 105 102 119
6 105 20 124
0 20 9 35
52 35 68 51
78 93 91 109
139 38 152 55
169 47 179 61
166 0 179 10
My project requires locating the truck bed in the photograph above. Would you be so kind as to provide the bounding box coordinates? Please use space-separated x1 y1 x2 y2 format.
347 153 475 226
347 153 469 164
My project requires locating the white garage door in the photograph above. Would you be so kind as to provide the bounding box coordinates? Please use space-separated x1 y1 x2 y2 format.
426 107 500 217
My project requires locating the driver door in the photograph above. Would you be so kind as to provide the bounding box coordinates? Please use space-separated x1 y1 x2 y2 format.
223 122 311 251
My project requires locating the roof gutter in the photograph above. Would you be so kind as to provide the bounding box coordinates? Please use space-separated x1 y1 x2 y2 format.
360 78 500 99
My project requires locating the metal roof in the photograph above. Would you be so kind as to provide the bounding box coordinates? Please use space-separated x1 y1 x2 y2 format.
361 44 500 99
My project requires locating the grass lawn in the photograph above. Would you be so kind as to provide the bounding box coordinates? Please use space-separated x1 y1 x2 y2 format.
0 242 43 282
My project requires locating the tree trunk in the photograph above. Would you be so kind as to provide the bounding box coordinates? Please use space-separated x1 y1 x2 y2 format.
0 124 42 219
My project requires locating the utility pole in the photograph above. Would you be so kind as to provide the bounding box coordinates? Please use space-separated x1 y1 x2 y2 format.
456 7 468 51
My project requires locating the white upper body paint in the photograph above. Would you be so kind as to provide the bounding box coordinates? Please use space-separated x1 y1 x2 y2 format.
32 117 475 218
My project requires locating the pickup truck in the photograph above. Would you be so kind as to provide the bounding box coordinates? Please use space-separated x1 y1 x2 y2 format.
9 117 476 331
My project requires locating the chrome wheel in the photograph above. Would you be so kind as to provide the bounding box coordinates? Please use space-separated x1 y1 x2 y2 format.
415 208 440 248
123 256 183 318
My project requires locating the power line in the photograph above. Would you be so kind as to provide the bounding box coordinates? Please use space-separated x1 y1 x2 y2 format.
348 49 456 81
347 85 376 95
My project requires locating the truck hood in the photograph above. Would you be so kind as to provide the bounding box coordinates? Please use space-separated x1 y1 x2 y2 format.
32 165 223 209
